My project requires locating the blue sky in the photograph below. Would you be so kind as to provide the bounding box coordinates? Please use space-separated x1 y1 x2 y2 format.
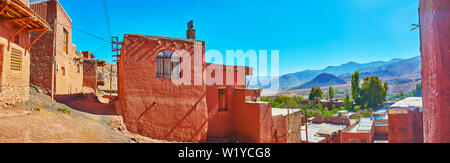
58 0 420 76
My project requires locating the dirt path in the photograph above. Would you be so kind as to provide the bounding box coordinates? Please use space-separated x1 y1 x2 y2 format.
0 85 173 143
0 107 128 143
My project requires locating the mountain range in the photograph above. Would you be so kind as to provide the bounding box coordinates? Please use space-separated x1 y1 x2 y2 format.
251 56 421 91
288 73 347 90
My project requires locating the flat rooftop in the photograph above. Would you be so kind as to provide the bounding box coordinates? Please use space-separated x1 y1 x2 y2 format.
346 118 374 133
271 108 302 117
124 34 204 43
301 124 326 143
301 122 347 143
390 97 422 110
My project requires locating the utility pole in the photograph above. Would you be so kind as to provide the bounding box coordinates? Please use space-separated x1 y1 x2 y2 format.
304 106 309 143
111 36 122 104
109 64 112 103
287 107 290 143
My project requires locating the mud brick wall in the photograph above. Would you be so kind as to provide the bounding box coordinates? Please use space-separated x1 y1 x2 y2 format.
419 0 450 143
0 38 30 107
0 9 32 107
118 35 208 142
83 60 97 93
388 109 423 143
30 0 83 96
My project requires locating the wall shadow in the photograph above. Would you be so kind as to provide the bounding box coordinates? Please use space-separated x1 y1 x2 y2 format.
55 93 118 116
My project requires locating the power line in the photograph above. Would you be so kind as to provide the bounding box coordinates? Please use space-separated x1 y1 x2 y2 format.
93 43 111 54
102 0 112 38
57 22 111 43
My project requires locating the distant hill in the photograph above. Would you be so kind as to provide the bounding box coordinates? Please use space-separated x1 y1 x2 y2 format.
339 56 422 84
288 73 347 90
251 56 421 91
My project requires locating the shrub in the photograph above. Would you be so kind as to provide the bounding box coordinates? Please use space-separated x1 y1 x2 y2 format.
57 107 71 115
354 105 361 111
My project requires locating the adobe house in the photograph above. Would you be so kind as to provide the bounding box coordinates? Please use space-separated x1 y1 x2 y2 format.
29 0 83 99
81 51 106 94
340 118 375 143
0 0 50 107
419 0 450 143
117 21 290 143
388 97 423 143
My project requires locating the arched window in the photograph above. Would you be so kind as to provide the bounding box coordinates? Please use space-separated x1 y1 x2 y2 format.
156 50 180 78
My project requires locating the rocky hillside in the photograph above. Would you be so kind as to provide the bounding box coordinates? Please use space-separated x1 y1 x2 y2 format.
288 73 347 90
252 56 421 91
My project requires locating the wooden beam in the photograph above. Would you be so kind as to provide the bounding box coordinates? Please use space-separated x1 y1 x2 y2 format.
25 28 48 55
26 28 47 32
6 16 33 22
0 4 8 14
8 19 32 50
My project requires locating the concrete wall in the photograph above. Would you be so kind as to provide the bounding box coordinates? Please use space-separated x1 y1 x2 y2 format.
118 35 208 142
419 0 450 143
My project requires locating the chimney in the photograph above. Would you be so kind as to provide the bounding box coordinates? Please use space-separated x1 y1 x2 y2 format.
186 20 196 40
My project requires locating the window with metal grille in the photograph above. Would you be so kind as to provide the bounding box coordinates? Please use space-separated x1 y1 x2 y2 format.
156 50 180 78
10 48 22 71
62 28 68 54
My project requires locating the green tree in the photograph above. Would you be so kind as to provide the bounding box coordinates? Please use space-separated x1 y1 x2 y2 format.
344 93 352 111
412 82 422 97
360 77 389 108
351 71 362 105
308 87 323 101
328 86 335 100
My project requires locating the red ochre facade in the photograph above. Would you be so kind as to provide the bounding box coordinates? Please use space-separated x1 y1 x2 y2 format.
81 51 105 94
341 120 375 143
118 34 288 143
388 109 423 143
419 0 450 143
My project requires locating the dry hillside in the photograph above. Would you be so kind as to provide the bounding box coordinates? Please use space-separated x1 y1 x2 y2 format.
0 85 172 143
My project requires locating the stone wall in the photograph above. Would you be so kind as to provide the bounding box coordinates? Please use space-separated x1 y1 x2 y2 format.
0 38 30 107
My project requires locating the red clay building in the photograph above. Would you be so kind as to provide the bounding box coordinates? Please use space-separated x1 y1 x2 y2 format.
0 0 50 107
419 0 450 143
81 51 106 94
29 0 83 99
388 97 423 143
341 118 375 143
117 22 290 142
